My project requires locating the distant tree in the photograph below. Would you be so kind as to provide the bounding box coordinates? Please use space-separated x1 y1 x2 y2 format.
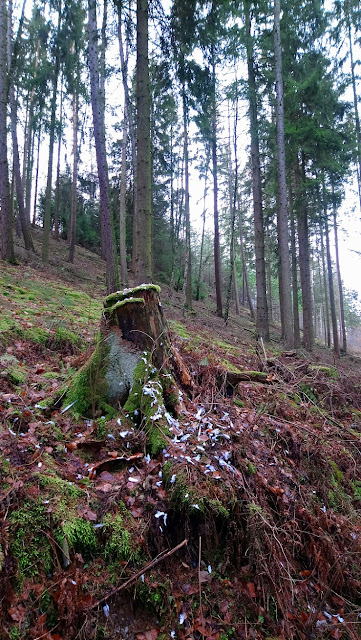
0 0 14 262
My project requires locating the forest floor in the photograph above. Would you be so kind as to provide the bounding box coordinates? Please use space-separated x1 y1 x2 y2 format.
1 232 361 640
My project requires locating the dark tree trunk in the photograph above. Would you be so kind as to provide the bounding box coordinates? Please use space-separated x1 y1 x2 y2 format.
289 204 300 347
211 54 223 318
0 0 14 262
332 193 347 353
32 126 41 226
273 0 293 348
320 227 331 348
133 0 152 283
88 0 119 293
245 0 269 339
9 87 34 251
322 183 340 358
182 86 192 310
42 3 61 263
68 62 79 264
54 79 63 241
295 157 314 351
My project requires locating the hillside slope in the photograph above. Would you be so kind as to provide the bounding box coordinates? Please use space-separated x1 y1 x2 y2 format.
1 240 361 640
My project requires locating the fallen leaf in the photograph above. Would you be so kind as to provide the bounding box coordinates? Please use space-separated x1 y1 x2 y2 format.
246 582 256 598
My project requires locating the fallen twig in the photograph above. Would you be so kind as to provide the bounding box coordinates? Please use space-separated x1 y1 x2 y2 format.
90 538 188 609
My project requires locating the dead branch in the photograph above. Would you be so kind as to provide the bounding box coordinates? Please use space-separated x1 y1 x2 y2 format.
90 538 188 609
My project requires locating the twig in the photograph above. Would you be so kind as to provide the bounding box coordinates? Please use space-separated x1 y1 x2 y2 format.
90 538 188 609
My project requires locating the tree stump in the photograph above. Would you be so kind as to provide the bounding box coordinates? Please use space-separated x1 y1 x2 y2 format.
62 285 191 454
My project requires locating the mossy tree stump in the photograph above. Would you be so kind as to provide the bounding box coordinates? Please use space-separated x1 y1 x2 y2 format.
63 285 189 454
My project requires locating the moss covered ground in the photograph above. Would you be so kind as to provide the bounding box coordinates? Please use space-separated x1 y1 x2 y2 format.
1 253 361 640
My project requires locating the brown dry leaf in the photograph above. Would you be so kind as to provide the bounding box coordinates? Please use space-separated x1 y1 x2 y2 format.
220 600 229 613
8 604 27 622
199 570 212 583
330 629 342 639
246 582 256 598
299 570 311 577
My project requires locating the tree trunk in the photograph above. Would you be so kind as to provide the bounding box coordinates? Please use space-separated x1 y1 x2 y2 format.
322 180 339 358
245 0 269 339
133 0 152 283
68 61 79 264
0 0 14 262
273 0 293 348
196 171 208 302
119 116 128 286
320 227 331 348
24 38 40 224
42 2 61 264
225 97 239 324
182 86 192 310
117 0 137 247
9 87 34 251
347 15 361 211
238 201 254 320
54 78 63 241
211 54 223 317
289 203 300 347
332 192 347 353
88 0 119 293
32 126 41 226
295 156 314 351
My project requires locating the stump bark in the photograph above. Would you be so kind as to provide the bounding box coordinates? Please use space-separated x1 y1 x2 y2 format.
63 285 190 453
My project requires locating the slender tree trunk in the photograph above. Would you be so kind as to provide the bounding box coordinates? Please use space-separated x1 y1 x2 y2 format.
289 203 300 347
332 191 347 353
225 97 239 324
0 0 14 261
54 78 63 240
322 179 339 357
196 171 208 302
119 116 128 285
320 227 331 348
211 53 223 317
42 3 61 263
245 0 269 339
117 0 137 247
238 201 254 320
295 156 314 350
273 0 293 347
347 16 361 211
88 0 119 293
24 39 40 223
68 61 79 264
32 126 41 226
9 87 34 251
182 86 192 309
133 0 152 283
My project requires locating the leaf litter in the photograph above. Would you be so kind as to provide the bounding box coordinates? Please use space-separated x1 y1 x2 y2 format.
1 262 361 638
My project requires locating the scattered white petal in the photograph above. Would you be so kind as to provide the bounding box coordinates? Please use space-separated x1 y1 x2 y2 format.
70 579 77 585
192 504 200 510
141 574 145 582
208 565 212 573
119 430 129 438
144 454 151 463
170 474 176 484
103 604 110 618
196 407 205 420
8 428 16 436
179 613 186 624
129 467 134 473
61 400 77 414
128 477 140 483
171 632 176 638
37 462 42 468
107 433 115 440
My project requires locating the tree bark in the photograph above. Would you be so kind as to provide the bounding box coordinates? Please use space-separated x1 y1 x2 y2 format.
295 156 314 351
273 0 293 348
211 53 223 317
289 203 300 347
0 0 15 262
68 57 79 264
88 0 119 293
54 78 63 241
119 116 128 286
32 126 41 226
245 0 269 339
237 201 254 320
332 191 347 353
133 0 152 283
322 180 339 358
320 227 331 348
347 15 361 212
182 86 192 310
42 2 62 263
9 87 34 251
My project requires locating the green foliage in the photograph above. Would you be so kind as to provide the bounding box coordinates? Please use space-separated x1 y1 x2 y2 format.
10 500 53 579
